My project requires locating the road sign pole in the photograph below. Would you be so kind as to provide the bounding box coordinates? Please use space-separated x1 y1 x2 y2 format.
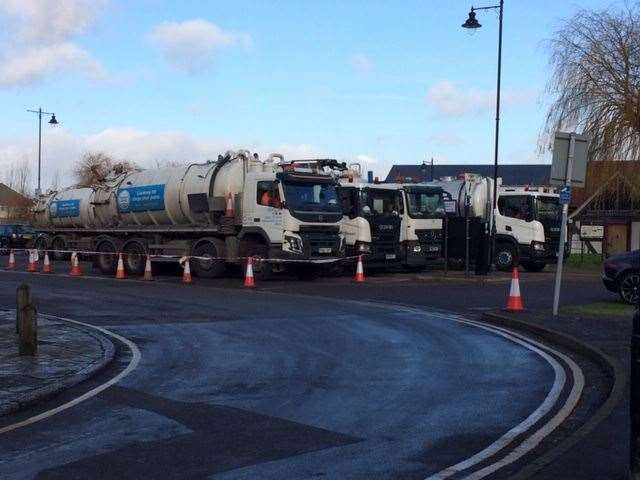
552 133 576 317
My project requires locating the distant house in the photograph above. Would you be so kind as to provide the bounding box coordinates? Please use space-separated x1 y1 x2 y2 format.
385 164 552 186
0 183 33 223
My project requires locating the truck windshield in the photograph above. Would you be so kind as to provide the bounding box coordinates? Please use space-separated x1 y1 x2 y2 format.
536 196 561 222
361 189 402 215
282 182 341 212
404 188 445 218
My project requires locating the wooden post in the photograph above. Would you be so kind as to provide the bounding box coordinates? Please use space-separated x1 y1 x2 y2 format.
16 284 31 335
19 304 37 356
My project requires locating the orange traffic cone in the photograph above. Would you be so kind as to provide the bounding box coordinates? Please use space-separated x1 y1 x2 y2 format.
42 251 53 273
243 256 255 288
27 250 37 272
225 192 235 217
505 267 525 312
115 253 126 279
70 252 82 276
354 255 365 283
182 258 193 284
7 249 16 269
143 255 153 281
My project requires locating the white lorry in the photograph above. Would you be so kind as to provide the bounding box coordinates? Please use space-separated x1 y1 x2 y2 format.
429 174 566 272
32 150 346 278
336 165 445 270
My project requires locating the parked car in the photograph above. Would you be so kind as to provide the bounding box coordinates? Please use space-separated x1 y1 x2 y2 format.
0 224 36 255
602 249 639 305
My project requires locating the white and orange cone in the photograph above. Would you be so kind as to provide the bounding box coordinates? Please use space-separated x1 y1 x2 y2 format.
505 267 524 312
182 257 193 284
27 250 37 272
354 255 365 283
225 192 235 217
244 256 255 288
143 255 153 281
70 252 82 276
115 253 126 279
42 251 52 273
7 249 16 269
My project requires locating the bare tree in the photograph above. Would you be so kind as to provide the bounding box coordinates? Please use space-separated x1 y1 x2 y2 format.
543 4 640 161
4 159 33 195
74 152 137 186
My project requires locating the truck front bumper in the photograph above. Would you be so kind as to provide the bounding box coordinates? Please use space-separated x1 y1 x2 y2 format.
403 240 441 266
520 241 570 263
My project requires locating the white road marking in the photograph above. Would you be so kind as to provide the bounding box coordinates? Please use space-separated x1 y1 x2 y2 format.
0 314 141 435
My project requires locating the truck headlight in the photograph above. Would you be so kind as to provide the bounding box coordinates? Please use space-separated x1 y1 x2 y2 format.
357 242 371 253
284 235 303 253
532 241 545 251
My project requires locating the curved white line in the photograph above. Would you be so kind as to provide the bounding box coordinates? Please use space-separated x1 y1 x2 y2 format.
0 314 141 435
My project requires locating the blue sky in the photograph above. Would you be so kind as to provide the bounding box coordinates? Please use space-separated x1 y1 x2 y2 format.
0 0 611 189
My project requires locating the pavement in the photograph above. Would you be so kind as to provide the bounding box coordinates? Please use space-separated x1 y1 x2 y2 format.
0 258 630 479
0 310 115 417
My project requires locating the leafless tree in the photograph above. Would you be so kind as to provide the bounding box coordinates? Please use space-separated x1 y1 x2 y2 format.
5 159 32 195
74 152 137 186
543 3 640 161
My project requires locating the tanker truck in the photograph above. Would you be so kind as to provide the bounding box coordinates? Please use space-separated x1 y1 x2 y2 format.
334 164 445 270
428 174 566 272
31 150 346 278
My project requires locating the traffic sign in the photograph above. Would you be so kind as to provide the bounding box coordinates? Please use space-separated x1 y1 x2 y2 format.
550 132 588 187
559 186 572 205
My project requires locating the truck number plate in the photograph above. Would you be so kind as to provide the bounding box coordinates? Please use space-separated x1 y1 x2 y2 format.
318 247 332 254
428 246 440 252
385 254 396 260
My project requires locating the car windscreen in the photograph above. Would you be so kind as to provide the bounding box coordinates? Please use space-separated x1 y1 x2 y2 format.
536 196 561 222
404 188 445 218
282 182 341 212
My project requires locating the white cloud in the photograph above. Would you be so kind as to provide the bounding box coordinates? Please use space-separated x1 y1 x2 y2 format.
149 19 251 73
427 80 534 118
429 131 464 146
0 127 326 191
350 54 373 73
355 154 378 164
0 0 107 87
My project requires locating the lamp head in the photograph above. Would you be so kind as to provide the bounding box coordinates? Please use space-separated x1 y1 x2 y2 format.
462 9 482 29
48 114 58 125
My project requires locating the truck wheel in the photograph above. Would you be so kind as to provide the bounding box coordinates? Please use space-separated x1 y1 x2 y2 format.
494 244 516 272
123 240 147 276
51 237 70 261
34 235 49 252
191 240 226 278
96 240 119 274
522 261 546 273
251 244 273 280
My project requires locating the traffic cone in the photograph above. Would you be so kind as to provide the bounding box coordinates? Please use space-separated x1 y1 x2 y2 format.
505 267 525 312
182 258 193 284
225 192 235 217
70 252 82 276
243 256 255 288
115 253 126 279
27 250 37 272
42 251 52 273
143 255 153 281
354 255 365 283
7 249 16 269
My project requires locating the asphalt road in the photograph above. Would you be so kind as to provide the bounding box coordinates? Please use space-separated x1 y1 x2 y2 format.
0 269 571 480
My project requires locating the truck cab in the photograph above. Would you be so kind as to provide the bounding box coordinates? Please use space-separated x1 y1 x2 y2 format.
495 186 565 271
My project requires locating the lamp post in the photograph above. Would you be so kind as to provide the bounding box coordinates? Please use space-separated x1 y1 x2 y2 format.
27 108 58 196
462 0 504 272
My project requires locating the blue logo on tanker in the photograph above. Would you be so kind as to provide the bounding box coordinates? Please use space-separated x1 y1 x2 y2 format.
117 184 165 213
49 199 80 218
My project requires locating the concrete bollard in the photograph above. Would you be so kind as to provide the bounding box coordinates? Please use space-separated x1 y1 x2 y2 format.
16 284 31 335
18 304 37 356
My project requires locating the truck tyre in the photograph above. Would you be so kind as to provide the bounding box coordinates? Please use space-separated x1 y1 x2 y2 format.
34 235 49 252
191 239 226 278
494 243 516 272
51 236 70 261
522 261 546 273
96 239 119 274
123 239 147 276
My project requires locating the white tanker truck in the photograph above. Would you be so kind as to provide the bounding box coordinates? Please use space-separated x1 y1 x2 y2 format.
428 174 566 271
32 150 346 278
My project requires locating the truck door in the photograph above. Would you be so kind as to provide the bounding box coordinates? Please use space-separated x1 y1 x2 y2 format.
248 180 283 243
496 195 536 246
338 186 360 248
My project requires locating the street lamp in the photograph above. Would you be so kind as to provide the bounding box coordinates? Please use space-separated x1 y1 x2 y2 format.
462 1 504 271
27 107 59 196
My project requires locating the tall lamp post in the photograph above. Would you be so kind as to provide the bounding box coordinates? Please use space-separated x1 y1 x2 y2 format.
27 108 58 196
462 1 504 271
